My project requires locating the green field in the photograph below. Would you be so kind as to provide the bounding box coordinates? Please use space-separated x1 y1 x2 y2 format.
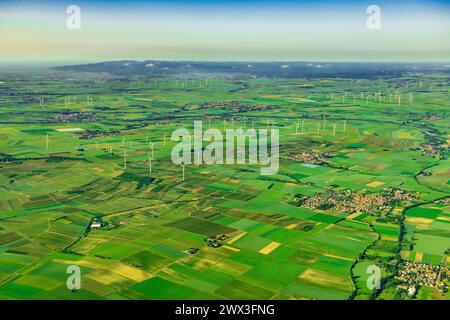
0 65 449 300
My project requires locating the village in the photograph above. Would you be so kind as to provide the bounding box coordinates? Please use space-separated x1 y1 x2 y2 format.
285 151 336 165
80 130 120 139
300 188 418 215
396 262 449 297
50 111 101 123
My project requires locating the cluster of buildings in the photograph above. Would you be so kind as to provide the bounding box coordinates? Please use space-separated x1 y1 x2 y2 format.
80 130 120 139
183 234 230 253
89 217 103 229
396 262 449 296
420 143 440 156
385 187 418 202
285 151 336 165
419 141 449 158
301 188 417 214
434 198 450 205
184 248 200 255
423 114 442 121
200 102 273 113
205 234 229 248
50 111 101 123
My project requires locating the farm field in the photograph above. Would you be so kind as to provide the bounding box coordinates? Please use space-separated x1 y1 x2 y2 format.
0 62 449 300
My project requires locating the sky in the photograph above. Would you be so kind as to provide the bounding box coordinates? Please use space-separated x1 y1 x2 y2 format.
0 0 449 64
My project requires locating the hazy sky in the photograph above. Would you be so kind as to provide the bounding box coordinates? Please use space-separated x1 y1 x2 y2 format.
0 0 449 64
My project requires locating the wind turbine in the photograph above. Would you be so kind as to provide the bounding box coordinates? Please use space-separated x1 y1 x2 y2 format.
181 163 186 181
343 120 347 133
148 154 152 174
123 149 127 170
44 134 50 151
333 123 336 136
149 141 154 159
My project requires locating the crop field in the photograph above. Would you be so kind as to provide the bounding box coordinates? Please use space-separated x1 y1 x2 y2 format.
0 63 449 300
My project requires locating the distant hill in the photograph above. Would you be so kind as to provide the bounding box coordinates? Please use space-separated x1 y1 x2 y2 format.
52 61 449 79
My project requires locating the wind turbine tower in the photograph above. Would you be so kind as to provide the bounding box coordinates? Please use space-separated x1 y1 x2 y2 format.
123 149 127 170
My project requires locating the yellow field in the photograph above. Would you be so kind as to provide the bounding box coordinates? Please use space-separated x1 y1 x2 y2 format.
437 215 450 222
108 261 152 282
400 251 410 259
259 242 281 255
55 127 85 132
324 254 354 262
222 245 240 252
227 232 246 244
53 258 101 269
86 269 129 286
414 252 423 262
395 130 415 139
299 268 352 291
346 211 363 220
366 181 385 188
405 217 433 225
212 260 251 276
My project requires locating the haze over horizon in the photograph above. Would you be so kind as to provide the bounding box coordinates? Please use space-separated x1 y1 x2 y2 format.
1 0 449 64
